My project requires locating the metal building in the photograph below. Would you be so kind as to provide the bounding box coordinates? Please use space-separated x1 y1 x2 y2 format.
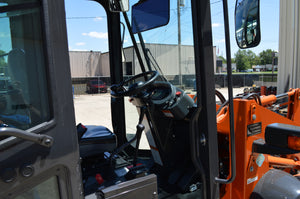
278 0 300 94
104 43 216 76
69 44 216 80
69 51 105 77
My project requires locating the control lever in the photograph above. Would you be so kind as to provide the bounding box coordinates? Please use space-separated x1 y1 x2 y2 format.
110 107 146 165
132 106 146 166
133 123 145 166
0 127 53 147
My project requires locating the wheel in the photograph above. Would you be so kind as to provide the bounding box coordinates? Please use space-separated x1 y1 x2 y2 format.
110 71 159 97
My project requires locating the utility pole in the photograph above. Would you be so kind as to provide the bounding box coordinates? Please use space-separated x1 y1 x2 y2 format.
272 52 278 82
178 0 183 88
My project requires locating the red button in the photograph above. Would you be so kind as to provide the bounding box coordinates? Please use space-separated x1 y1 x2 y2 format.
95 173 104 185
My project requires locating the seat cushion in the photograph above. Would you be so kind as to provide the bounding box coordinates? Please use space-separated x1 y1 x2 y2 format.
79 125 117 158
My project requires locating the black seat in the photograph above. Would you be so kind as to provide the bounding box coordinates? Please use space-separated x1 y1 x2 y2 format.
77 124 117 158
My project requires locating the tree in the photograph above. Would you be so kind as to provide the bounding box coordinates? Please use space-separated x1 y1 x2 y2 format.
218 56 226 63
235 49 253 71
259 49 275 65
234 49 260 71
0 50 8 74
235 50 248 71
253 56 261 66
246 50 258 66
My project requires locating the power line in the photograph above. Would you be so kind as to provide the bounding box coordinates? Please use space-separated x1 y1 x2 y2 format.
66 16 107 19
66 1 222 20
211 0 222 5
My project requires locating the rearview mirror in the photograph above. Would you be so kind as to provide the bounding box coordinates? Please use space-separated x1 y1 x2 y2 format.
235 0 260 48
109 0 129 12
131 0 170 34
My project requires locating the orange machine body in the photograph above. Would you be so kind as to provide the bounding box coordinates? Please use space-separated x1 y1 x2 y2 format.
216 88 300 199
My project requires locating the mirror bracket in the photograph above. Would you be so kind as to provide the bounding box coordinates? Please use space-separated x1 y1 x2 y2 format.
109 0 129 13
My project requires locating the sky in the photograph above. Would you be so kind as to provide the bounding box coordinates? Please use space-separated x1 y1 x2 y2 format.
65 0 280 58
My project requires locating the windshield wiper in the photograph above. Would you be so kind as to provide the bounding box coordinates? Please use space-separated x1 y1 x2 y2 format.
123 12 168 81
137 33 152 71
135 28 168 82
146 48 167 81
122 12 147 74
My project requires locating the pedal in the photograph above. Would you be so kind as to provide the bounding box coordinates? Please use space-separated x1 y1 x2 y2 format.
125 164 148 180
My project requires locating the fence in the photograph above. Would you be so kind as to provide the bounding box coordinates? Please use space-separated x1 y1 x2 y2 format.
72 73 277 95
214 73 277 88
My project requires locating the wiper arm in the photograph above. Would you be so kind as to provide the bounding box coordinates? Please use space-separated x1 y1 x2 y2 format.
132 18 168 81
137 33 152 71
133 18 152 71
146 49 168 81
122 12 147 74
123 12 167 82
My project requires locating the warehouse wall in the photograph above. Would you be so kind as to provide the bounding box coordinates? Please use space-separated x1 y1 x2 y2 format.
69 44 216 78
278 0 300 94
121 44 216 76
69 51 102 77
100 52 110 76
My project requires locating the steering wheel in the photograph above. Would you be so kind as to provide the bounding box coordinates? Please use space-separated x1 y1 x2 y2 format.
111 71 159 97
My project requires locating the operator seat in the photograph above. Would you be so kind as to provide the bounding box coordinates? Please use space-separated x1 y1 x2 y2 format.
77 124 117 158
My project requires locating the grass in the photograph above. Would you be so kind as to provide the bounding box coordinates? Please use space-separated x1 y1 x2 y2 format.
225 71 278 75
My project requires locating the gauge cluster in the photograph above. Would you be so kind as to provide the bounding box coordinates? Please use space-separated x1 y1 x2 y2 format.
146 82 194 120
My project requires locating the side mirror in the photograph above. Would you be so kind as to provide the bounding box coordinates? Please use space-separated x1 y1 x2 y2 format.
235 0 260 48
109 0 129 12
131 0 170 34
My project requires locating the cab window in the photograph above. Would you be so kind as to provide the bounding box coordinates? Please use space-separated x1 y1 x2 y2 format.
0 0 51 130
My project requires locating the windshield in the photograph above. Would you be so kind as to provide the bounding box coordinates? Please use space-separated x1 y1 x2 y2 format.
122 0 196 88
122 0 197 148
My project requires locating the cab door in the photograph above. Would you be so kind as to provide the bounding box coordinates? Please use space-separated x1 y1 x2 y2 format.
0 0 82 198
